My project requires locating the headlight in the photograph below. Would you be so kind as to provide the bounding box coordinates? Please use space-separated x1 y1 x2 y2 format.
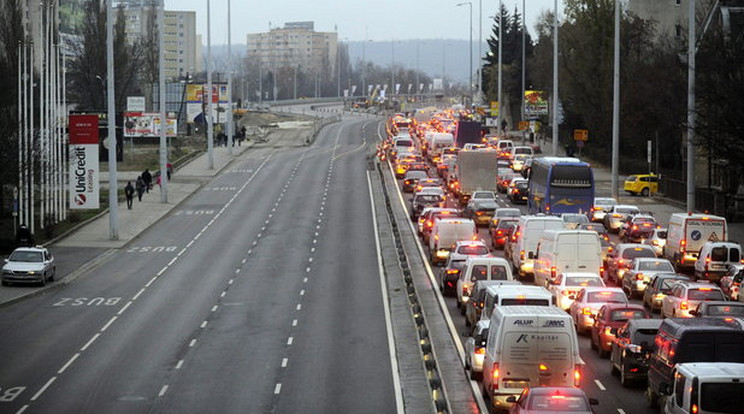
26 271 36 275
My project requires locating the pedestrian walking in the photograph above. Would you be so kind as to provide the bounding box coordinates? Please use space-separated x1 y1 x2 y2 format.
125 181 135 209
166 162 173 180
142 169 152 193
136 176 146 201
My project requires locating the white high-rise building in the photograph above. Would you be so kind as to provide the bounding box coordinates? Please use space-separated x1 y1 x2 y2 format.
246 21 338 74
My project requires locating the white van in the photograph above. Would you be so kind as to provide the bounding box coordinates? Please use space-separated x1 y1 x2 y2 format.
429 218 477 265
482 306 584 411
533 230 603 287
512 146 534 157
661 362 744 414
427 132 455 160
456 257 513 310
693 241 742 282
481 285 553 322
664 213 727 272
392 136 414 152
509 215 565 279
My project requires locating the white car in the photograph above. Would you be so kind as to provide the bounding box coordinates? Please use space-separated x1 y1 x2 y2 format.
641 227 667 257
603 204 641 233
590 197 618 222
561 213 590 230
550 272 605 311
448 240 490 263
569 287 628 334
506 177 528 197
661 281 726 319
469 190 497 204
2 247 56 286
464 320 489 379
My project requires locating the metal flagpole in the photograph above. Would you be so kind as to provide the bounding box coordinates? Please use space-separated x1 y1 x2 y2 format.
62 50 67 220
521 0 526 141
30 38 35 233
158 0 168 202
227 0 233 153
22 41 27 226
206 0 214 169
107 0 119 240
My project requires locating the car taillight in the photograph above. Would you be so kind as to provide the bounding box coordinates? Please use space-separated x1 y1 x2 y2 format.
446 269 459 274
561 289 573 296
520 250 525 260
583 307 592 315
636 273 644 280
680 239 686 253
604 326 614 335
632 225 638 231
427 220 433 228
574 366 581 386
680 301 688 310
475 347 485 355
550 267 556 280
492 363 500 390
496 230 503 236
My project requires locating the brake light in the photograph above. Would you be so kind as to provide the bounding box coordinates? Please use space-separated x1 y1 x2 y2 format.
492 363 500 390
698 287 712 291
605 326 614 335
632 225 638 231
600 266 605 274
446 269 459 274
475 347 485 355
583 307 592 315
692 404 698 414
574 366 581 386
550 267 557 280
680 301 688 310
539 364 549 372
496 230 503 236
681 239 686 253
427 220 433 228
561 289 574 296
636 273 644 280
520 250 525 260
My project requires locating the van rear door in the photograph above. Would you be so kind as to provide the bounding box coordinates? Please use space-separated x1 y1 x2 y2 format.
536 332 575 387
499 330 574 392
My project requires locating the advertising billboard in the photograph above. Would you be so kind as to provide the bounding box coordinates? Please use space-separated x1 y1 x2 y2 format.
123 112 177 137
186 83 229 124
69 114 100 209
525 90 549 117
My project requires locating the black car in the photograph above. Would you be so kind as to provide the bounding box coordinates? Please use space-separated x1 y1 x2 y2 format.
690 301 744 317
509 181 529 204
410 193 444 219
439 258 467 296
610 318 662 387
641 272 690 312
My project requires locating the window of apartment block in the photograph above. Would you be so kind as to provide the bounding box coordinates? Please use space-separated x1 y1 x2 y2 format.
676 0 681 5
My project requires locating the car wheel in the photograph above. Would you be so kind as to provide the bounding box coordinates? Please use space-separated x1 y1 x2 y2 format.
641 187 650 197
620 363 630 387
470 369 480 381
39 273 47 287
49 267 55 282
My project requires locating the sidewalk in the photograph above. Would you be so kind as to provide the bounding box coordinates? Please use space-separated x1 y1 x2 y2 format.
0 144 250 307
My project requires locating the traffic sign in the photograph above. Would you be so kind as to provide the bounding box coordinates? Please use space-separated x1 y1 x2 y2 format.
518 121 529 131
573 129 588 141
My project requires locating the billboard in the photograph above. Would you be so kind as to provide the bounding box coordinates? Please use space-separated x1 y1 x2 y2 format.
123 112 177 137
525 90 549 117
69 115 100 209
186 83 229 124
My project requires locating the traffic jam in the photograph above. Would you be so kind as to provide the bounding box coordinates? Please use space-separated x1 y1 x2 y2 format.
380 110 744 414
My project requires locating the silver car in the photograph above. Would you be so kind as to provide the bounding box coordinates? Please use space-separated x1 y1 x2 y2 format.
641 227 667 257
2 247 56 286
464 320 489 380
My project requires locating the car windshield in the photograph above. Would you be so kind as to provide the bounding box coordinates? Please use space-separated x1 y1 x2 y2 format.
632 328 658 346
471 265 488 281
627 175 638 182
634 218 656 225
701 383 743 413
515 182 528 189
498 221 518 230
687 288 725 301
656 231 667 239
566 277 603 287
491 265 509 280
416 195 442 203
448 260 467 271
472 193 495 199
610 309 646 322
8 251 43 262
704 304 744 316
638 261 674 272
529 395 589 411
458 245 489 255
661 279 685 292
616 207 639 215
622 248 655 260
501 298 550 306
587 291 626 303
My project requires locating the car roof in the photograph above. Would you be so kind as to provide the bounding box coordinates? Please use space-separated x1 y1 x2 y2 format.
700 301 744 308
600 303 645 311
579 287 624 293
616 243 654 251
634 257 670 263
562 272 602 278
631 214 656 220
11 247 46 253
675 281 723 290
627 318 663 330
528 386 587 396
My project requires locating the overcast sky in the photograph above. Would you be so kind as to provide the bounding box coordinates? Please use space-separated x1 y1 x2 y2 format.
164 0 562 44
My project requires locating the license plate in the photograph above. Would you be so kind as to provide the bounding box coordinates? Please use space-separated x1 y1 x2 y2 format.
504 380 530 389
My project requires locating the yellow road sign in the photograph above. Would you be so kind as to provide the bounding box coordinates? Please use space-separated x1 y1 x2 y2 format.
574 129 588 141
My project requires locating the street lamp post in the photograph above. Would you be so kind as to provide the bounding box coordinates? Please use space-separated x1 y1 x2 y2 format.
457 2 473 100
611 0 621 200
498 0 503 135
552 0 559 156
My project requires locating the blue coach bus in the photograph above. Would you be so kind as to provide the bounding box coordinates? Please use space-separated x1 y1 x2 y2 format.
528 157 594 215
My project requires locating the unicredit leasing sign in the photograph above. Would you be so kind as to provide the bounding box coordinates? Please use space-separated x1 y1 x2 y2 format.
69 115 100 209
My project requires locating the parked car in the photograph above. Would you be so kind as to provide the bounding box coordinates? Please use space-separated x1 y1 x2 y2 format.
720 263 744 301
621 258 675 299
2 246 56 286
605 244 657 285
603 205 641 233
623 173 659 196
641 227 667 257
569 287 628 334
590 303 650 358
690 301 744 317
642 273 691 312
661 281 726 319
464 320 489 380
506 387 599 414
610 318 662 387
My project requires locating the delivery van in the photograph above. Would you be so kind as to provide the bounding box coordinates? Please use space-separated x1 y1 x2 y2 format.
661 362 744 414
482 306 584 411
533 230 603 287
456 257 514 309
429 218 477 266
509 215 565 279
664 213 727 272
481 285 553 322
693 241 742 283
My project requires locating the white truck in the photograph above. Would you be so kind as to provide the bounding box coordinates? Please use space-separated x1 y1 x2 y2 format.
454 150 499 205
664 213 727 272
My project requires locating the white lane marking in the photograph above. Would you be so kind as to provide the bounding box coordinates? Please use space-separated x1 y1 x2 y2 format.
292 319 298 327
145 276 158 287
133 288 145 301
296 304 302 311
220 291 226 298
313 239 317 244
176 360 184 369
158 385 169 397
157 266 168 276
201 321 208 328
100 316 117 332
308 257 313 263
300 290 305 296
15 404 28 414
242 259 247 264
247 249 252 255
30 377 56 401
117 301 132 315
229 278 235 284
303 277 308 283
310 247 315 253
186 240 194 248
81 333 100 351
189 339 197 347
306 267 311 273
595 379 606 391
211 305 218 312
287 337 293 345
257 233 262 238
274 383 282 394
177 248 186 257
617 409 626 414
281 358 288 368
234 269 240 274
57 353 80 374
366 170 405 414
168 257 177 266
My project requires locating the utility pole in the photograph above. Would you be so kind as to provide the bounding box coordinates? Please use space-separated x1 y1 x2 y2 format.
106 0 118 239
552 0 559 156
687 0 696 212
158 0 168 202
206 0 214 169
226 0 233 153
498 0 503 135
611 0 621 200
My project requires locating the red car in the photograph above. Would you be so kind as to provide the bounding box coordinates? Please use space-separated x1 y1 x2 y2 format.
489 218 518 250
590 303 650 358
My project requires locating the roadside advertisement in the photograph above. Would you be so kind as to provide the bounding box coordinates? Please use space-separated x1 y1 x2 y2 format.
185 83 228 124
490 101 499 117
68 114 100 209
525 90 549 117
123 112 177 137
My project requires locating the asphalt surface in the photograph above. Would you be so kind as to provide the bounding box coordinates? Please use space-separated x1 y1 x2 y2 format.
0 115 401 414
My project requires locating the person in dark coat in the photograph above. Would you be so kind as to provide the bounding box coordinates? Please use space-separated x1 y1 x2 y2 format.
16 224 34 247
135 176 146 202
142 169 152 193
124 181 135 209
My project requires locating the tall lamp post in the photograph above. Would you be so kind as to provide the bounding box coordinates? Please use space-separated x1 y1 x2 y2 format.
456 2 473 101
498 0 503 135
611 0 621 200
552 0 559 156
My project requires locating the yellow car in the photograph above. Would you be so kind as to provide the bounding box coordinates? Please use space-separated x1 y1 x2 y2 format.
624 174 659 196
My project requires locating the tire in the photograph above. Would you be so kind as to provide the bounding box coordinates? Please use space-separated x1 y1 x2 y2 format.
470 369 480 381
39 273 46 287
49 267 55 282
641 187 650 197
620 363 631 387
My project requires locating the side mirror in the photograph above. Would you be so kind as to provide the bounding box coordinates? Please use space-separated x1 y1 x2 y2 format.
528 252 534 259
659 382 671 396
506 396 517 403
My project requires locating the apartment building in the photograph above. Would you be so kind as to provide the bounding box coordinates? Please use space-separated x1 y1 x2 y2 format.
246 21 338 74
